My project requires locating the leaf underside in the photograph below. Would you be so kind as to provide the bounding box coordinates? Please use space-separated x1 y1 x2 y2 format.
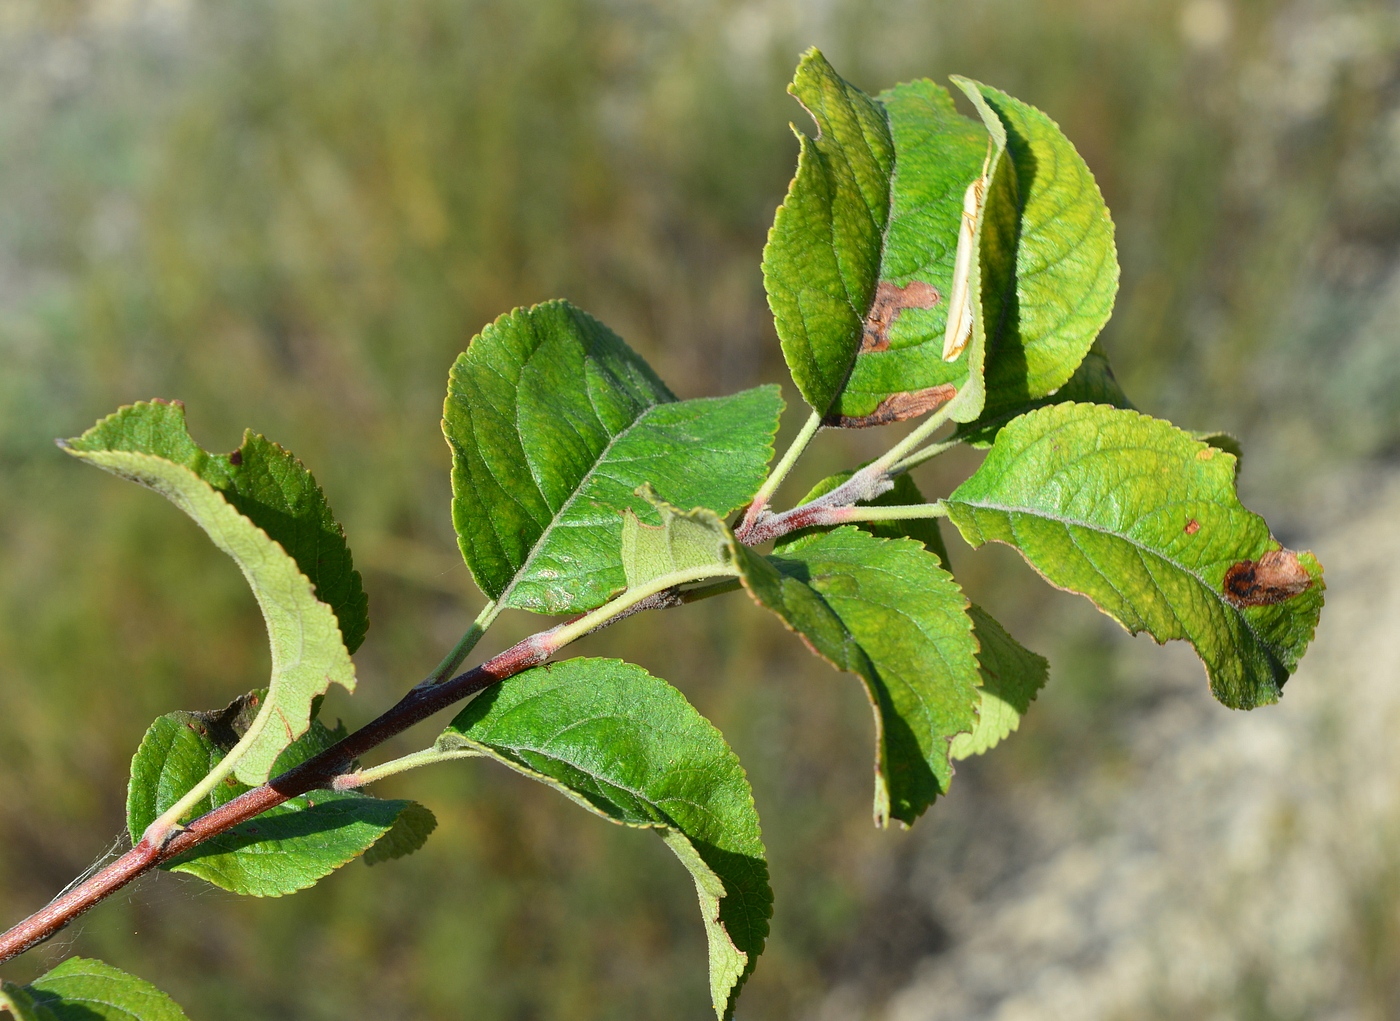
127 701 417 897
952 605 1049 758
946 403 1324 708
445 299 781 614
64 401 359 785
437 658 771 1021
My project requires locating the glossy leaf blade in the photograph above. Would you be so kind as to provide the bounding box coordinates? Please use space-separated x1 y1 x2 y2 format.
736 527 981 826
786 478 1046 760
828 78 1001 426
955 81 1120 419
22 958 188 1021
437 658 770 1020
950 605 1049 759
762 48 894 416
64 403 358 785
764 52 1007 427
445 300 781 613
127 707 412 897
946 403 1324 708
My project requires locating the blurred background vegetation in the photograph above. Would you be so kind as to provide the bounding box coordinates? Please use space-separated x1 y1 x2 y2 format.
2 1 1399 1018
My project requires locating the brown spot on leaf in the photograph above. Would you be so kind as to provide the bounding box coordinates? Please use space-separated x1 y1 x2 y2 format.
1185 519 1200 535
1223 549 1313 607
860 280 940 353
229 448 243 466
1196 447 1215 460
826 384 957 429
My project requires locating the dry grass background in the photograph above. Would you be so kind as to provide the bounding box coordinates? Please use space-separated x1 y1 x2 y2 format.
1 1 1398 1018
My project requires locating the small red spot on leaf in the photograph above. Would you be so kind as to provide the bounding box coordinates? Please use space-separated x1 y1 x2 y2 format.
860 280 940 353
1223 549 1313 607
229 448 243 466
1185 519 1200 535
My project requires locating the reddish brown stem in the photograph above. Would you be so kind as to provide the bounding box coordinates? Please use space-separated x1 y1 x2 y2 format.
0 488 862 966
0 631 550 965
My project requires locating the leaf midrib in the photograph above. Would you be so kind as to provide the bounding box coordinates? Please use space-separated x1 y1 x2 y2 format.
497 395 669 609
950 495 1280 663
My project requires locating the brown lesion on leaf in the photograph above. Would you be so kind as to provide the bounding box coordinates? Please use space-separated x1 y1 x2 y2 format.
860 280 940 353
825 384 957 428
1184 519 1200 535
228 448 243 466
1223 549 1313 607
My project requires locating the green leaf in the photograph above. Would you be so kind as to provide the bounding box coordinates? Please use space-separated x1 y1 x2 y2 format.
437 658 770 1020
763 52 1006 427
830 78 1006 426
1189 429 1244 463
64 402 359 785
126 700 414 896
444 300 782 614
782 469 952 565
1 981 57 1021
364 801 438 866
954 81 1120 420
620 487 738 589
762 48 894 418
63 399 367 651
955 340 1133 447
735 527 981 826
950 605 1049 759
18 958 188 1021
945 403 1324 709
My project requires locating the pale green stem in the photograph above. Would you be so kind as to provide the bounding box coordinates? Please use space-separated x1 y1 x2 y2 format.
836 502 949 524
867 403 957 477
540 562 739 655
142 702 278 846
336 746 483 790
426 600 500 685
745 410 822 522
890 436 963 473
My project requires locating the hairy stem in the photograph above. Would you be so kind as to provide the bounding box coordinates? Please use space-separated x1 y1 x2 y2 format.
890 436 962 473
739 410 822 535
837 502 949 524
334 746 483 790
737 403 957 545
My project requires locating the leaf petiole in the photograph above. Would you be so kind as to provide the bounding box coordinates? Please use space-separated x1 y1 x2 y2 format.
334 746 483 790
835 502 949 524
891 437 963 473
741 409 822 532
868 401 958 476
423 600 500 686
